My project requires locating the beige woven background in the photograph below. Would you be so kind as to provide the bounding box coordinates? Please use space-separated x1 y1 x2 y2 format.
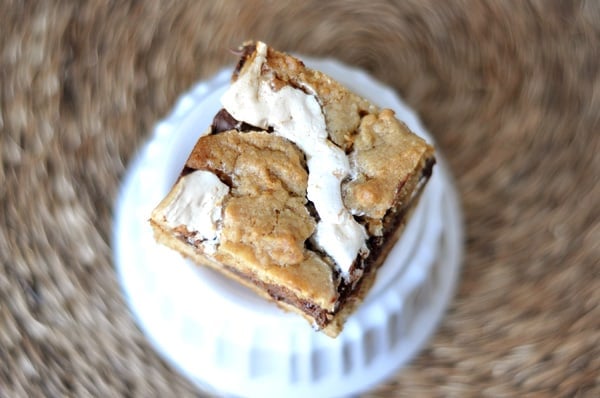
1 1 599 396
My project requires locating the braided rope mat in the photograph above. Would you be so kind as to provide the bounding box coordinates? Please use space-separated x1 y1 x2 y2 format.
1 1 598 396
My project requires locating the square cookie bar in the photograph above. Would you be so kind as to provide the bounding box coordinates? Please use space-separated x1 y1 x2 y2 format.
150 41 435 337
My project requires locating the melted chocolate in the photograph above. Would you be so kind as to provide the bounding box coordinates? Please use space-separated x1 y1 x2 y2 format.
422 157 436 179
330 158 436 323
211 108 264 134
212 108 240 133
222 264 331 327
232 43 256 79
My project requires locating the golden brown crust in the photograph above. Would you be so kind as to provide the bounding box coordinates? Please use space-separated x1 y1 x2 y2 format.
343 109 435 225
153 129 339 310
187 130 308 197
187 130 315 268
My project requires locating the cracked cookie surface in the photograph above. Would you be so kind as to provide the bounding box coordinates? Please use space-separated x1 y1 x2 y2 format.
186 130 315 267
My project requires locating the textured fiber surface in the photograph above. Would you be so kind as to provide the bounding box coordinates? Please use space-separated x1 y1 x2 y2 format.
1 1 599 396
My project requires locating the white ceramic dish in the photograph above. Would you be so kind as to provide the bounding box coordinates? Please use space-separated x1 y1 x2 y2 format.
113 58 463 397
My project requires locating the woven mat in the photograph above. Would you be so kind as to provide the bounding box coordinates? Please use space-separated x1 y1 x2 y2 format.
1 1 599 396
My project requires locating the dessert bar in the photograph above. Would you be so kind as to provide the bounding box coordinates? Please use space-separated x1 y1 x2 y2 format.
150 41 435 337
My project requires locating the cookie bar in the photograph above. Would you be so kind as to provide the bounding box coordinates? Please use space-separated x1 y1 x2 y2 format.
150 41 435 337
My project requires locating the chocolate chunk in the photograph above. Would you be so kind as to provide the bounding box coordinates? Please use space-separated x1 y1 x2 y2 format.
232 43 257 79
179 166 196 176
422 157 436 179
212 108 239 133
211 108 265 134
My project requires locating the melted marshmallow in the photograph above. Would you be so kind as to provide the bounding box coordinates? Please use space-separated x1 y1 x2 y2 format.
162 170 229 253
221 41 367 275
